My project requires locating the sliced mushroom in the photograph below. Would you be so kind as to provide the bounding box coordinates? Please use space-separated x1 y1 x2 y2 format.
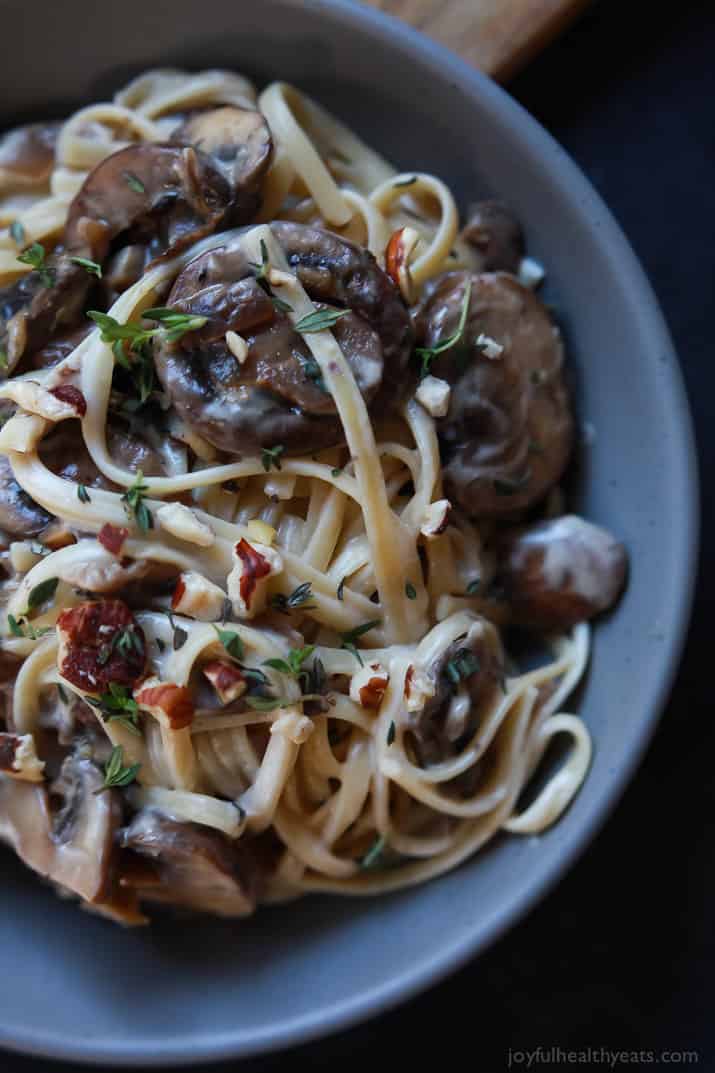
460 200 525 273
493 514 628 630
409 618 504 765
171 105 272 217
416 271 573 517
154 222 414 454
0 452 52 537
0 122 60 192
25 323 93 371
0 253 90 372
0 107 273 369
0 754 121 903
121 810 262 917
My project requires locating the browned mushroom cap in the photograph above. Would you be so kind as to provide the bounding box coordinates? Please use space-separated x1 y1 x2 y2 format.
460 200 525 273
409 618 504 766
0 753 121 904
25 323 93 371
0 254 90 370
0 453 52 537
417 271 573 517
121 811 262 916
153 222 414 454
493 514 628 631
171 106 272 213
0 122 60 192
65 143 232 265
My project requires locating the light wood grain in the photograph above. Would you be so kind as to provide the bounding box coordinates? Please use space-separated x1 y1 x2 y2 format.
362 0 591 80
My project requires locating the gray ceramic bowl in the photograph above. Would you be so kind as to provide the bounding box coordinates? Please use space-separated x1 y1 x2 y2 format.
0 0 697 1065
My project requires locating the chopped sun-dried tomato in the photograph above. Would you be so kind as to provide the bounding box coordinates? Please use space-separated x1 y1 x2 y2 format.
358 667 388 708
171 576 186 610
235 538 271 608
98 523 129 556
134 683 194 729
49 384 87 417
57 599 145 692
202 660 246 704
385 228 407 291
404 664 414 697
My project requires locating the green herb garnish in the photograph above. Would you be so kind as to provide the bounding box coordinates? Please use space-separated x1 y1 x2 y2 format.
100 745 141 790
387 721 396 745
70 256 102 278
124 171 145 193
264 645 316 679
331 467 343 478
7 614 52 640
466 578 481 595
121 470 153 532
142 306 208 343
340 619 381 666
17 242 53 286
445 648 481 688
405 581 417 599
415 278 472 378
294 308 350 334
77 483 91 503
337 576 346 602
393 175 418 188
269 581 316 614
9 220 25 245
360 834 387 870
261 444 285 472
214 625 244 661
26 576 59 611
94 683 142 736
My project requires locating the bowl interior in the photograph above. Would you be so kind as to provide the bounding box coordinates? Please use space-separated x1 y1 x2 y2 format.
0 0 697 1064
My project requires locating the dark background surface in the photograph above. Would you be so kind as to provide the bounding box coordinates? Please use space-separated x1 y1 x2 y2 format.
4 0 713 1069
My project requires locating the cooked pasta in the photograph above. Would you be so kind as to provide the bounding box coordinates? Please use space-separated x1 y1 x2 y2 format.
0 69 627 923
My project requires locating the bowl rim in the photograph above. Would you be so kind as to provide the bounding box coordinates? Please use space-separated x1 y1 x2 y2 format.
0 0 699 1065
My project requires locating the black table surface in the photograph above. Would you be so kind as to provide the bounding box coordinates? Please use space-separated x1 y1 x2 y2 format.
5 1 714 1070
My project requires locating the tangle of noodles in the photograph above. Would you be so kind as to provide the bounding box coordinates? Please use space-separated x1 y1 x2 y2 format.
0 69 610 923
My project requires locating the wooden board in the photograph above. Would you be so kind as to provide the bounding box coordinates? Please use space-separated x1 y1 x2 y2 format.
363 0 592 81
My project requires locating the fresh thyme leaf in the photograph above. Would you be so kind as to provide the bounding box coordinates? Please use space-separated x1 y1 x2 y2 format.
337 576 346 601
405 581 417 599
248 239 270 283
264 645 316 679
387 720 396 745
393 175 418 187
26 576 59 611
17 242 53 286
57 683 68 704
9 220 25 245
294 308 350 333
95 684 142 737
87 310 157 351
121 470 153 532
269 581 315 613
7 613 52 640
303 358 328 392
142 306 208 342
0 348 7 371
100 745 141 790
445 648 481 689
466 578 481 595
331 467 343 478
360 834 387 870
261 444 285 472
245 695 292 711
155 637 166 653
70 256 102 278
415 278 472 378
340 620 380 665
214 625 244 661
124 171 145 193
271 295 294 314
77 483 91 503
492 469 531 497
